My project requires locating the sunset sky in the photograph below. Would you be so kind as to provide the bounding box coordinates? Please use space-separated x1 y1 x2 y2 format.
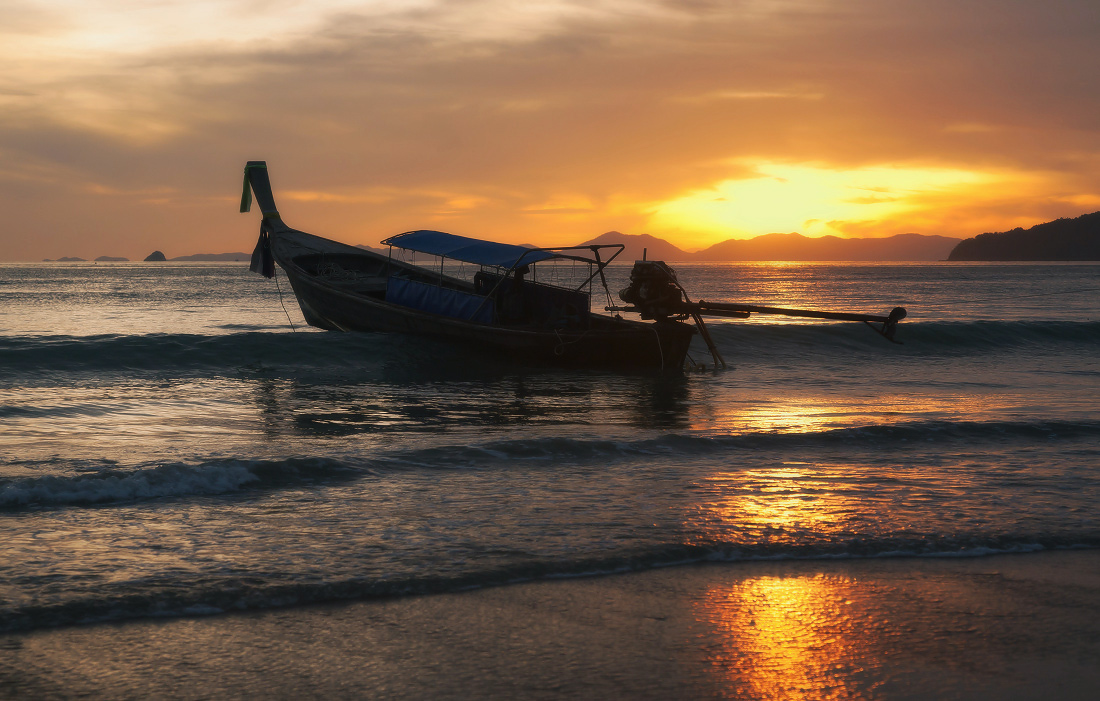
2 0 1099 260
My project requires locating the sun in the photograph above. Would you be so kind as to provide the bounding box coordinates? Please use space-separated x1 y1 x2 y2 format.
645 161 992 249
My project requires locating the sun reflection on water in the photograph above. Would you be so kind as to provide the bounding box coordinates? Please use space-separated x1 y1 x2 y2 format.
685 397 847 436
687 392 1003 436
702 403 843 435
696 573 883 700
685 464 867 551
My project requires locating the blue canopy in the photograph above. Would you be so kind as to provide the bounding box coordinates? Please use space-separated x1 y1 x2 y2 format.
381 230 558 269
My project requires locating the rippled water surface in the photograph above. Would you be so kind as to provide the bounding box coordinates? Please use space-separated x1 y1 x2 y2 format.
1 260 1098 631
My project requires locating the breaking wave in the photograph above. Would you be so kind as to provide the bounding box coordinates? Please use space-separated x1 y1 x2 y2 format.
0 458 365 509
0 321 1097 377
5 418 1097 509
0 332 387 375
2 537 1096 634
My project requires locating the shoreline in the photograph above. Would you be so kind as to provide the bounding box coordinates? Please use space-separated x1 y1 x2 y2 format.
2 549 1098 699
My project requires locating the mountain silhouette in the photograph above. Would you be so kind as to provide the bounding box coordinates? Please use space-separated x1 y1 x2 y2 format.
948 211 1100 260
579 231 959 261
696 232 959 261
145 229 963 266
578 232 693 262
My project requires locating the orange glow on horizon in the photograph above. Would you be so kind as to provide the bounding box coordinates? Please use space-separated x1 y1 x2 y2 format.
644 161 1040 250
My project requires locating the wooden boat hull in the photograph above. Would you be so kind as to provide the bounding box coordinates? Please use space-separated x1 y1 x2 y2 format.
285 266 693 369
267 229 695 371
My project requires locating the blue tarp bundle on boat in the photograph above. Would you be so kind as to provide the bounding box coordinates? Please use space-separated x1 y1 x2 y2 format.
381 230 557 269
386 277 495 324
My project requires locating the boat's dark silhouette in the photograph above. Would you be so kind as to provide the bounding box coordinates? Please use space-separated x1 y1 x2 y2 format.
241 161 906 371
241 162 695 370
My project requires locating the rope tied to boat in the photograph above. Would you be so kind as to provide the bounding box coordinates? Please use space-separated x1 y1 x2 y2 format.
273 267 297 333
648 325 665 371
552 328 594 357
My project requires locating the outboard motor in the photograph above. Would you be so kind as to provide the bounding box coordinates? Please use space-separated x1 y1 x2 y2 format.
609 257 909 370
618 261 685 320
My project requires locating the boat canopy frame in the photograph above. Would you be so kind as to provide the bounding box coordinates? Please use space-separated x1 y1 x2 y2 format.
381 229 625 304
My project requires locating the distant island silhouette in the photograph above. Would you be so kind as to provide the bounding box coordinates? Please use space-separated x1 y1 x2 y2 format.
43 256 130 262
46 252 251 262
167 252 252 261
948 211 1100 260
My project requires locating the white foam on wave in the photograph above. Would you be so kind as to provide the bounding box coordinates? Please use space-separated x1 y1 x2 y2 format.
0 462 261 507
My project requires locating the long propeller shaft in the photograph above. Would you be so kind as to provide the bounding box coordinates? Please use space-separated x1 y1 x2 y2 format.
690 301 904 324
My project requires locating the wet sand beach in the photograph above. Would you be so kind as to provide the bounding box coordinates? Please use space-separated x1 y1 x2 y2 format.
3 549 1098 700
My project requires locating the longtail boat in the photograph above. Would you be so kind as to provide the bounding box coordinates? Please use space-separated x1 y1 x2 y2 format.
241 161 905 371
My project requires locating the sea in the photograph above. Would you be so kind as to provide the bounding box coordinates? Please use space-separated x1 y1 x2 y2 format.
1 260 1098 633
